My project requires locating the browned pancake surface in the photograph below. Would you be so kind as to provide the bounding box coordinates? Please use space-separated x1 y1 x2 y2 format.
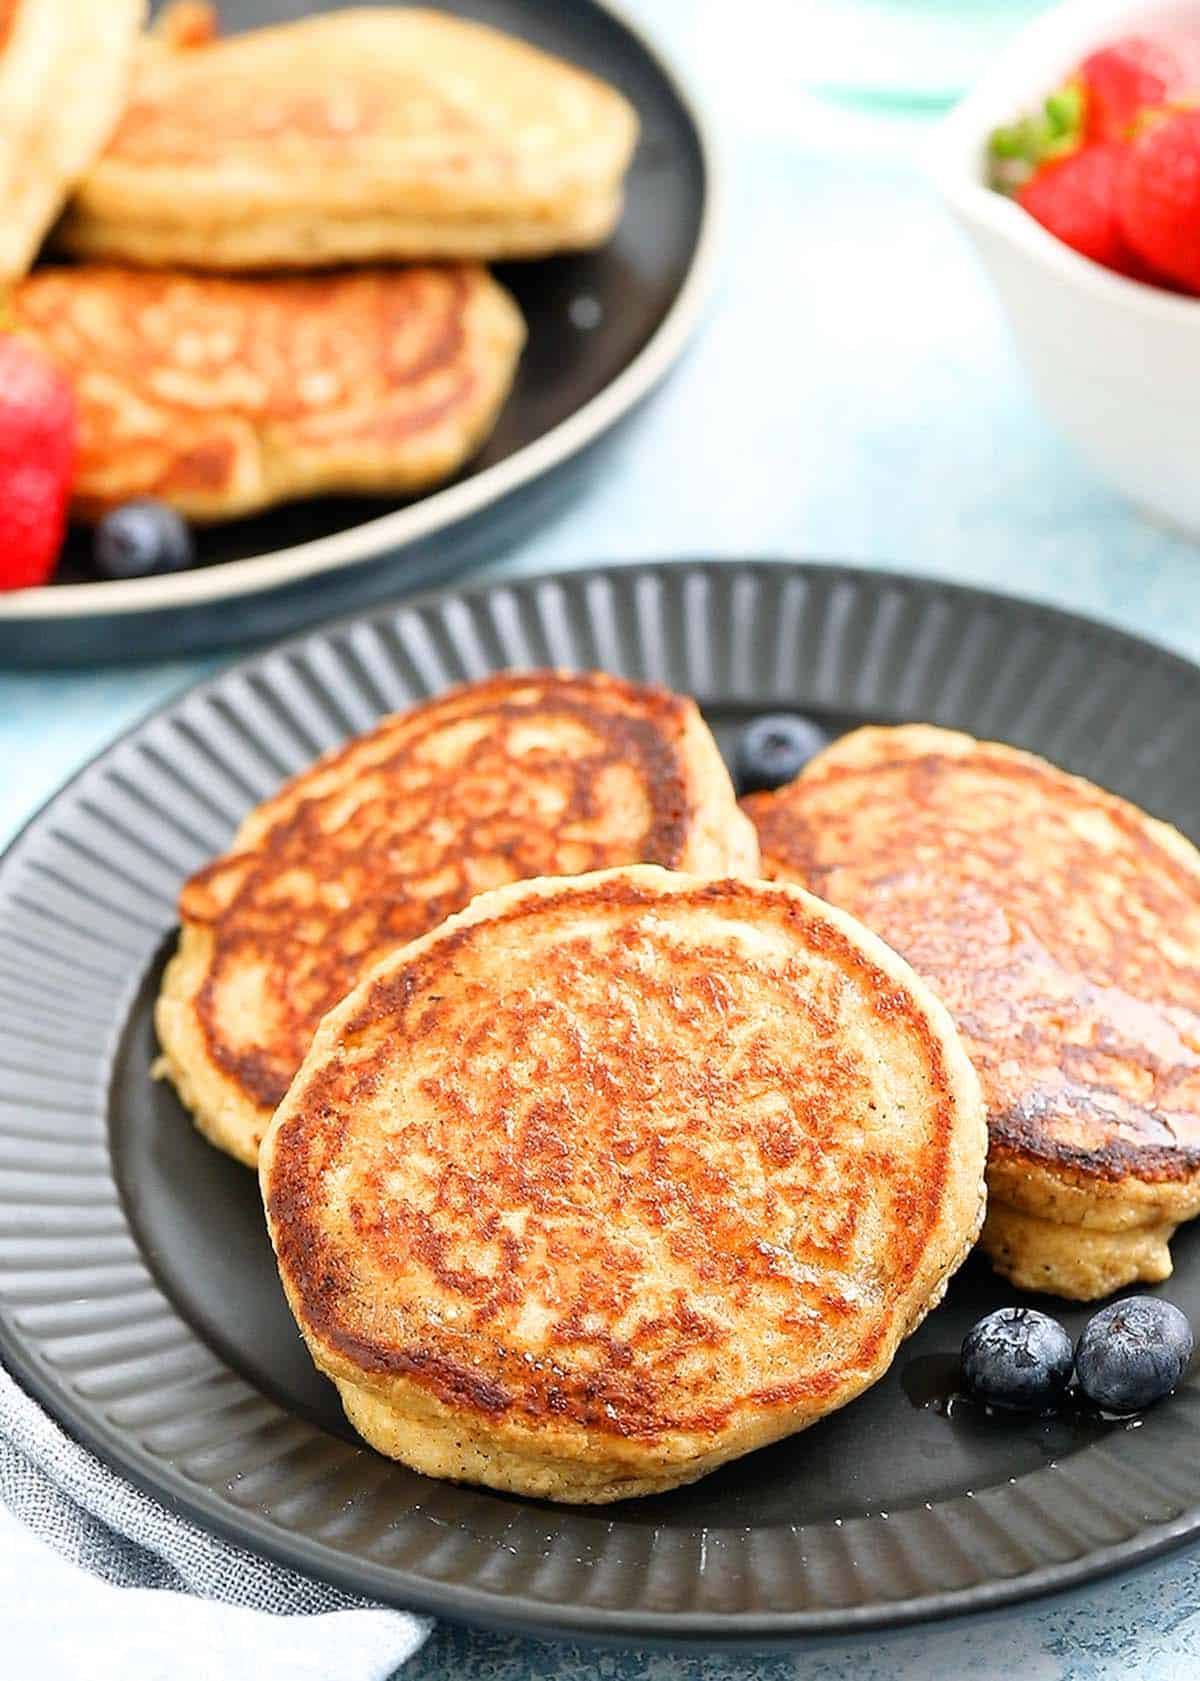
181 672 754 1118
11 262 521 517
745 729 1200 1185
75 7 634 212
107 60 454 165
264 871 976 1444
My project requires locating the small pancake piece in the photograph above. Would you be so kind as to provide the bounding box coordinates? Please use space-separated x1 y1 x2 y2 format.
10 263 524 520
0 0 144 280
745 724 1200 1300
58 7 639 268
157 672 759 1167
260 866 987 1502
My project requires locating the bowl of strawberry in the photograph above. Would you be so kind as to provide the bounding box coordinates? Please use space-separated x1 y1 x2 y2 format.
935 0 1200 535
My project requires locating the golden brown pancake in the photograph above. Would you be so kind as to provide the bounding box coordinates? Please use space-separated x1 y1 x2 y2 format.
10 263 523 521
58 7 638 269
0 0 144 281
744 723 1200 1299
157 672 759 1167
260 865 987 1502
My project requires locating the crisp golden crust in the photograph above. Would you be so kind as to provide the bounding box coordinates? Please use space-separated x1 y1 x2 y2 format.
59 7 638 268
10 263 523 521
156 672 759 1167
259 866 987 1501
744 723 1200 1298
0 0 144 281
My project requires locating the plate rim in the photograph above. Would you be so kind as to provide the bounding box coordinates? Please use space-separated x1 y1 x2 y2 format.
0 0 719 626
4 557 1200 1645
14 555 1200 842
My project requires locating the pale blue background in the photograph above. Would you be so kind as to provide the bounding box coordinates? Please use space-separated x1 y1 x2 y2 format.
5 2 1200 1675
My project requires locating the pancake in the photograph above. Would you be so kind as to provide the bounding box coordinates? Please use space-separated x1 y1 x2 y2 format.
157 672 760 1168
57 7 639 269
0 0 144 281
9 263 524 521
744 724 1200 1300
259 865 987 1502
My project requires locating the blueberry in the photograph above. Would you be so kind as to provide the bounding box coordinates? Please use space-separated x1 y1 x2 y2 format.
1075 1297 1193 1414
735 714 827 794
94 500 195 579
961 1306 1074 1411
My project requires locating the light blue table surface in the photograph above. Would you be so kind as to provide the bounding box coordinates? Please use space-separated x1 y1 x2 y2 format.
5 3 1200 1675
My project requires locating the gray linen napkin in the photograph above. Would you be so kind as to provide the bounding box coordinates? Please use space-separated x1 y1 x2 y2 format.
0 1361 430 1677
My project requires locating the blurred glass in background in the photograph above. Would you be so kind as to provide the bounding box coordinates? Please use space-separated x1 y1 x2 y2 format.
796 0 1050 109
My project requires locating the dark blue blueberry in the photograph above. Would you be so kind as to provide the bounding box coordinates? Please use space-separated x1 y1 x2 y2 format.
735 714 827 795
94 500 195 579
961 1305 1074 1411
1075 1297 1193 1414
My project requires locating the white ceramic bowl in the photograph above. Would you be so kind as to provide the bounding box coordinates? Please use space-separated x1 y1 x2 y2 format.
933 0 1200 534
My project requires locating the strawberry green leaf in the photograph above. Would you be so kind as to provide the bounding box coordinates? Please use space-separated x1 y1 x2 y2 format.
989 80 1085 191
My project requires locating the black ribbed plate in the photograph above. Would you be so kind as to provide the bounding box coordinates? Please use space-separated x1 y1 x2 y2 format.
3 561 1200 1646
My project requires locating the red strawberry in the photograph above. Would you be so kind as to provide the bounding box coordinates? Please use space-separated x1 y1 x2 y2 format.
1078 36 1195 141
0 334 77 590
1018 141 1148 277
1118 107 1200 294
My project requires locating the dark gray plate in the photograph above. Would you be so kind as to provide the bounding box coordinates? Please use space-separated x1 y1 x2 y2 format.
2 561 1200 1646
0 0 712 666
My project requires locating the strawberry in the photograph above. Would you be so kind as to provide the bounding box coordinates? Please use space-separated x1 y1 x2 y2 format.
1017 141 1148 277
990 83 1085 192
1118 108 1200 294
0 334 76 590
990 33 1200 188
1078 36 1193 141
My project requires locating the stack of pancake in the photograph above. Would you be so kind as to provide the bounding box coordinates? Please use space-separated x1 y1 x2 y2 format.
745 725 1200 1304
154 668 986 1501
2 2 638 520
158 669 1200 1502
